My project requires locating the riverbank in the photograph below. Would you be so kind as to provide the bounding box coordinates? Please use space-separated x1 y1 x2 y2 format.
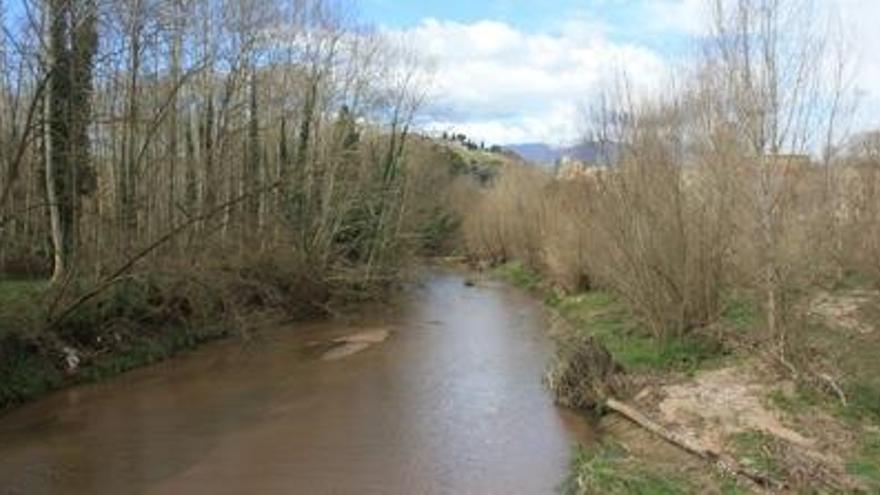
491 261 880 494
0 254 364 412
0 277 243 412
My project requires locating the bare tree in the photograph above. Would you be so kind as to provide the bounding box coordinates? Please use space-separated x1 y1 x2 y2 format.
707 0 843 354
2 0 431 309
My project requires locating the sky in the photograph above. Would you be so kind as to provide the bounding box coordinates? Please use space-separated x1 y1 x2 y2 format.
360 0 880 146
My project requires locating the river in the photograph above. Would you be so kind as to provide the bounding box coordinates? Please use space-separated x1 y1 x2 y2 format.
0 268 592 494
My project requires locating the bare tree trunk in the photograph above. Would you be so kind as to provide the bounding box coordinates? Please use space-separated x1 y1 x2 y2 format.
167 0 182 233
122 1 142 240
246 67 260 227
44 2 65 283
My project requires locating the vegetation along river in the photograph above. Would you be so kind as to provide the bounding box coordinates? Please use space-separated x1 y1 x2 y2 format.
0 268 592 494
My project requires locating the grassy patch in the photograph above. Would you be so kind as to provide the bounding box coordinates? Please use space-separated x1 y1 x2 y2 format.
720 297 759 332
729 431 785 480
716 476 750 495
842 382 880 424
833 271 876 292
562 443 695 495
493 261 542 291
767 387 815 416
0 279 47 304
554 292 723 374
79 323 231 382
768 380 880 440
847 431 880 491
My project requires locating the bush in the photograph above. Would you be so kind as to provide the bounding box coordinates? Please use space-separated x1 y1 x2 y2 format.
546 330 625 411
460 164 550 267
0 333 62 409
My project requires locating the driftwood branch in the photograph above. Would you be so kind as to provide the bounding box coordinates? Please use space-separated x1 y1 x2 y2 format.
818 372 848 407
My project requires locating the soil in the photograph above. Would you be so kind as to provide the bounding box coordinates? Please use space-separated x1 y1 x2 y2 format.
656 365 810 452
606 359 863 492
810 290 878 335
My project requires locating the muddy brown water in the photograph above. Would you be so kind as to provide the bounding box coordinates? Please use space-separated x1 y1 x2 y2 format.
0 269 593 494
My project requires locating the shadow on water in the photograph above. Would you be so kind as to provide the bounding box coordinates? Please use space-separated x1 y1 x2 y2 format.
0 267 594 495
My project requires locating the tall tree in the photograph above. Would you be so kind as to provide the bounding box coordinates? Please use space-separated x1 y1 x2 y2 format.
44 0 97 283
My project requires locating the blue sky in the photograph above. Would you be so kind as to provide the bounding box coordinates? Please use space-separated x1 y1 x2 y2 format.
361 0 695 53
362 0 592 31
356 0 880 146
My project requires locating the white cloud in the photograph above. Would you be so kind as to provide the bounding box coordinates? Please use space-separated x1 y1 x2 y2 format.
640 0 708 36
834 0 880 129
392 0 880 145
393 18 668 145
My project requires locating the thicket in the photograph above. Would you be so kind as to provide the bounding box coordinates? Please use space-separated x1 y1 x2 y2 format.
461 0 877 384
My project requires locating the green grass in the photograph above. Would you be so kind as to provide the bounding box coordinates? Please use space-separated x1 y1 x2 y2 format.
833 271 877 292
493 261 729 374
553 292 723 374
1 279 61 407
0 279 47 303
847 431 880 491
493 261 542 291
0 335 63 408
720 297 759 332
79 322 231 381
563 444 695 495
767 388 814 416
729 431 785 480
771 383 880 431
843 382 880 424
717 476 750 495
0 280 48 335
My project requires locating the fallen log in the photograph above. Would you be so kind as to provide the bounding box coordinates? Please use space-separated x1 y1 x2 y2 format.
547 325 785 490
605 397 786 492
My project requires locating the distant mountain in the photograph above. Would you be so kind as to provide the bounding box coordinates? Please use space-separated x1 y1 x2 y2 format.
504 141 610 166
504 143 560 165
564 142 606 164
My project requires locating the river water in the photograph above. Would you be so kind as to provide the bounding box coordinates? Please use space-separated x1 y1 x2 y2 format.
0 268 592 494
